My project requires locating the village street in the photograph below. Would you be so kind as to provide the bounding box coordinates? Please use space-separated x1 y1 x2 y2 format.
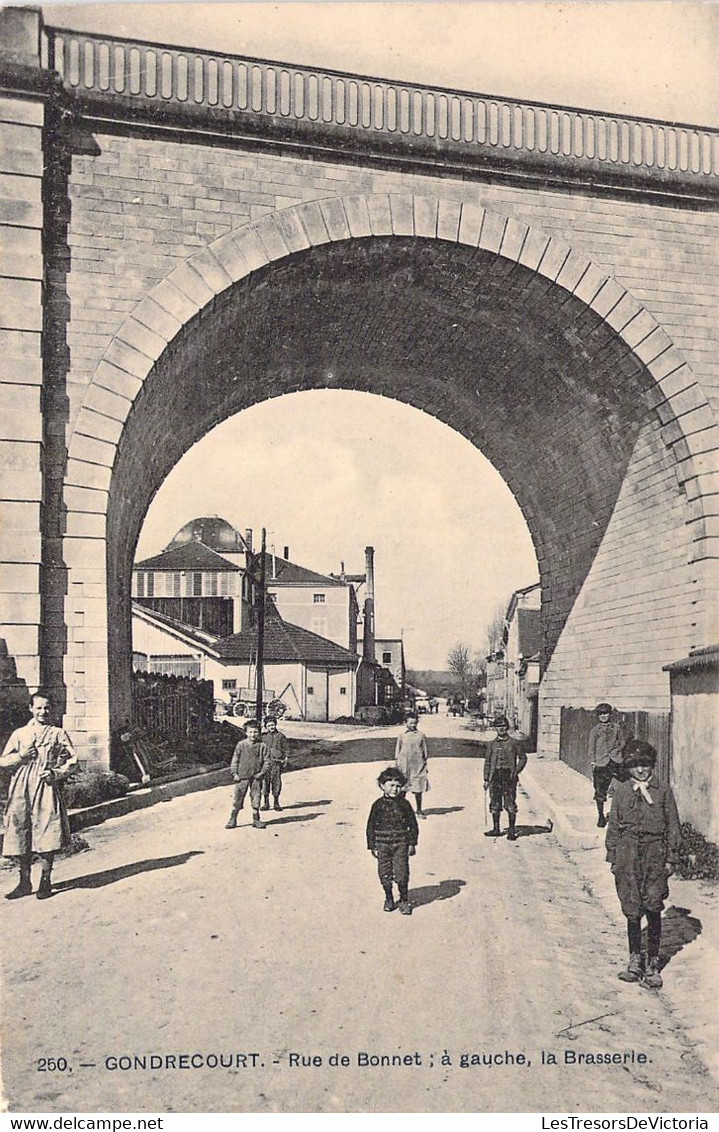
1 715 716 1114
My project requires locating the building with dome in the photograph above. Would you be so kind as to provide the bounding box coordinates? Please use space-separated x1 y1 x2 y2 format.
130 518 389 719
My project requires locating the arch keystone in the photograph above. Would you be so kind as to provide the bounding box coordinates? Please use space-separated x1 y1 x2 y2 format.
413 196 438 238
458 201 484 247
437 198 461 241
344 195 372 238
366 194 392 236
388 194 414 236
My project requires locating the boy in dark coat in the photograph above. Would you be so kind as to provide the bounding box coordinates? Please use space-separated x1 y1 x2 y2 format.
366 767 419 915
588 701 626 828
605 739 681 988
483 715 527 840
261 715 289 811
225 720 270 830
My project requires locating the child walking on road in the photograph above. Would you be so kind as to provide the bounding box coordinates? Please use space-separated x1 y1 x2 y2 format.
0 691 77 901
588 702 626 828
483 715 527 841
394 713 429 818
366 767 419 915
261 715 289 811
226 720 270 830
606 738 681 989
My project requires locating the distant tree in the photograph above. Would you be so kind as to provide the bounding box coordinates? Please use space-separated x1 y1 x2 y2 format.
446 642 476 698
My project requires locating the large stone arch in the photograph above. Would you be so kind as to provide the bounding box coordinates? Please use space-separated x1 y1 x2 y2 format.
60 193 718 764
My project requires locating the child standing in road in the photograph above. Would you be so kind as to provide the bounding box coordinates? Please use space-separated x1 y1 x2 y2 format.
0 691 77 901
261 715 289 811
225 720 270 830
605 739 681 989
588 701 626 828
483 715 527 841
394 712 429 818
366 767 419 915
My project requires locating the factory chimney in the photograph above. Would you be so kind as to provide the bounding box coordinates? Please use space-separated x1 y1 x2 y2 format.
363 546 375 662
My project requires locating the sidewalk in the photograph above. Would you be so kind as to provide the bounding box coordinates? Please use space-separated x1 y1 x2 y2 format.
520 751 719 1087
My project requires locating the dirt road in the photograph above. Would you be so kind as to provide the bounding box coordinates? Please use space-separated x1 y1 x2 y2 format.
1 753 715 1113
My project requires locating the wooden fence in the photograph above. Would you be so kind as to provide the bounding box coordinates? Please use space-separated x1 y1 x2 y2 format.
559 707 671 785
132 671 214 738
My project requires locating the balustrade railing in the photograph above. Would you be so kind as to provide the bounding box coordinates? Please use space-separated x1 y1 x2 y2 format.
46 26 719 183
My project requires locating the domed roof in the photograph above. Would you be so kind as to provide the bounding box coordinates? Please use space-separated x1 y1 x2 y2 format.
166 517 249 554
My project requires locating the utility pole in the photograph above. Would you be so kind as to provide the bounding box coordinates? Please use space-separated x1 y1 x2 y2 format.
255 527 267 724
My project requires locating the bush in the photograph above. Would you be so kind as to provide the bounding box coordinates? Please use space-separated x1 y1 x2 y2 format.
676 822 719 881
64 771 130 809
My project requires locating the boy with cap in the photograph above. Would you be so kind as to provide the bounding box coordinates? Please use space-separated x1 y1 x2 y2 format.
225 720 270 830
605 738 681 989
366 766 419 914
588 702 625 828
483 715 527 841
261 715 289 811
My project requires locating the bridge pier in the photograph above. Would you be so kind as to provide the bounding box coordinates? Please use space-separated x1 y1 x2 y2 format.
0 9 48 720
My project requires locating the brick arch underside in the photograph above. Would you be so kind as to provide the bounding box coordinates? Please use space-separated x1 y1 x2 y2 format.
106 236 663 730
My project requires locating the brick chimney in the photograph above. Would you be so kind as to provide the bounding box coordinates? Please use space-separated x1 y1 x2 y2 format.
363 546 375 662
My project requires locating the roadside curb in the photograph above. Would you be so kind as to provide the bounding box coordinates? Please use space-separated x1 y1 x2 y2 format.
69 765 230 832
520 759 602 852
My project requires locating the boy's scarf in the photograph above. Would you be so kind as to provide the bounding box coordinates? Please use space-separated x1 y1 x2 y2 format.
632 779 654 804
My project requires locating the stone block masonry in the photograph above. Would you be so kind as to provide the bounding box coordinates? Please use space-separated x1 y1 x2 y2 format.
0 93 45 701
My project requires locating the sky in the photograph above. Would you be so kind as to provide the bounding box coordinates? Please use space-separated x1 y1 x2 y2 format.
40 1 717 668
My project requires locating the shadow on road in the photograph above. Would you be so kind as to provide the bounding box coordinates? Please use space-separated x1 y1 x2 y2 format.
423 806 464 817
266 812 323 826
515 822 554 838
54 851 204 891
410 878 466 908
653 905 702 970
279 799 332 810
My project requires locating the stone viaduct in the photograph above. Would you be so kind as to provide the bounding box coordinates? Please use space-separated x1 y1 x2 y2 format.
1 10 718 831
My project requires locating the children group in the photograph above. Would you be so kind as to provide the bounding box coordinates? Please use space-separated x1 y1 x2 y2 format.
1 695 681 989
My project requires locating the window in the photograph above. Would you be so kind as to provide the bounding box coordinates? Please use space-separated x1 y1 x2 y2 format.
340 687 347 695
136 573 145 598
307 686 314 695
147 573 154 598
192 572 202 596
382 651 392 664
267 592 277 603
313 593 326 604
207 572 218 596
171 573 181 597
222 679 237 690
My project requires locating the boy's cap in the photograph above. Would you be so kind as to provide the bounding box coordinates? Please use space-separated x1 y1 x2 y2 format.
595 702 613 714
264 715 277 723
493 715 510 728
623 738 657 768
